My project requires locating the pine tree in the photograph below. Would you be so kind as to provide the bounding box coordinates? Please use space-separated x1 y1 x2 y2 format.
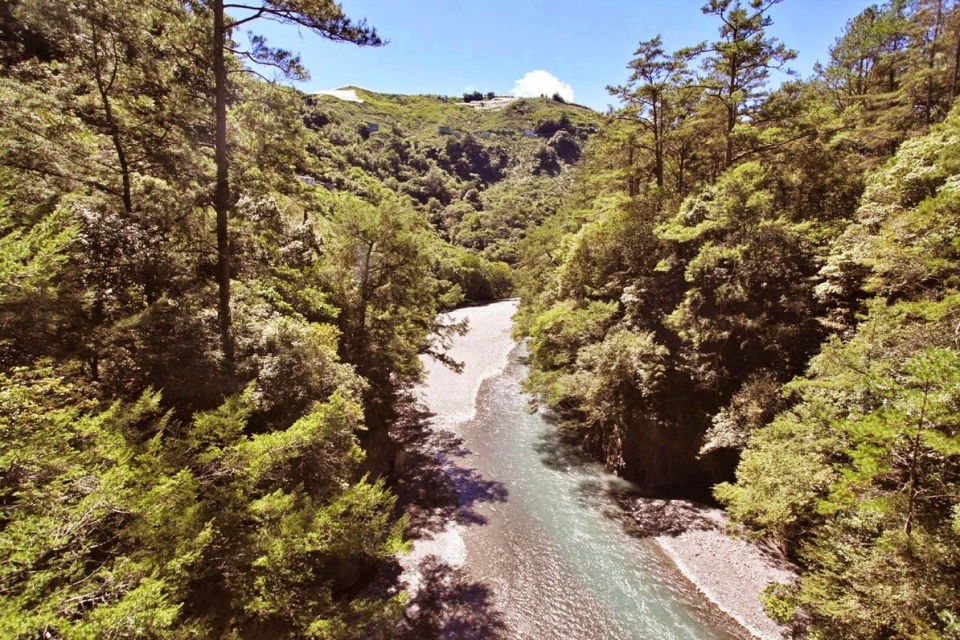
691 0 797 167
205 0 383 367
607 36 697 189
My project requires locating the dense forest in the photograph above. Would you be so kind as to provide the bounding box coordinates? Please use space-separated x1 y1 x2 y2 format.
516 0 960 637
0 0 598 636
3 0 960 637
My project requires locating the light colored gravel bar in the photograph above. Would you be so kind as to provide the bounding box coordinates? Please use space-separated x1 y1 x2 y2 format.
647 502 796 640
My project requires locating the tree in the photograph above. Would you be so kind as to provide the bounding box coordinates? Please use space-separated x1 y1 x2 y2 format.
715 105 960 638
608 35 696 188
208 0 383 366
691 0 797 167
0 358 405 637
321 191 457 422
2 0 212 378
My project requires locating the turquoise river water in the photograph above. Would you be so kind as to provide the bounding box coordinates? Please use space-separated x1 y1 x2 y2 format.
416 300 747 640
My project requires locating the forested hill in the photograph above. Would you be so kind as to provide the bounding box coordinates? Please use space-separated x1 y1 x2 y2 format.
515 0 960 637
301 88 601 266
0 1 597 636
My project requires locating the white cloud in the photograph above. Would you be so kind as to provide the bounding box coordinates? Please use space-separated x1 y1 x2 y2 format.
464 84 475 92
510 70 574 102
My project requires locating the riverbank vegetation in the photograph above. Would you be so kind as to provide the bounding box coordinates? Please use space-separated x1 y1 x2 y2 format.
515 0 960 636
5 0 960 636
0 0 583 635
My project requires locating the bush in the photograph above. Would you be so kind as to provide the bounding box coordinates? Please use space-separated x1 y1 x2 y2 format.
533 145 561 176
534 114 573 138
548 130 581 163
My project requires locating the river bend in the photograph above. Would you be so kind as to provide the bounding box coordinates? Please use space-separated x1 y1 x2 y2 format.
412 300 747 640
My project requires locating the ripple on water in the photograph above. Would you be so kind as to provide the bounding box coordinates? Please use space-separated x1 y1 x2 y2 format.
417 300 748 640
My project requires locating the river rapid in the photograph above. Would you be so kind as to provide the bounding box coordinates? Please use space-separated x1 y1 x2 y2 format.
408 299 749 640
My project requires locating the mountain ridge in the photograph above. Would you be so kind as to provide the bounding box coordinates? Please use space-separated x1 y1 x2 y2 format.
300 87 603 267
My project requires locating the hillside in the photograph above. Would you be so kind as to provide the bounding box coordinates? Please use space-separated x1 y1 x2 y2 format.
300 88 602 266
511 1 960 637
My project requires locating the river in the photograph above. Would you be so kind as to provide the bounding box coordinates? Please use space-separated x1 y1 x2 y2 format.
409 299 748 640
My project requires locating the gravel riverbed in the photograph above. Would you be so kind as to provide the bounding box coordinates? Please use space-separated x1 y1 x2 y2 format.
394 300 797 639
618 496 797 639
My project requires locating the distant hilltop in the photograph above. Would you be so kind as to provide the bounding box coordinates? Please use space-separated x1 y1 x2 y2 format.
314 86 586 112
455 96 518 111
314 87 365 103
305 86 599 142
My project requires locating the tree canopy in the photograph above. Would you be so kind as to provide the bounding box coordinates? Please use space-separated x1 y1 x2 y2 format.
516 1 960 636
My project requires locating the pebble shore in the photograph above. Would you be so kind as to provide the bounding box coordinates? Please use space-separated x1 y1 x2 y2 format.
619 496 797 639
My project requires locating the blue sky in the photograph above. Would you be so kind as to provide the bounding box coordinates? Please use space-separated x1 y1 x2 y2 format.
243 0 878 111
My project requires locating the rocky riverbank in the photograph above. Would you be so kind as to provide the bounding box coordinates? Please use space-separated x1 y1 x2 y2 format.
391 300 794 639
616 495 797 639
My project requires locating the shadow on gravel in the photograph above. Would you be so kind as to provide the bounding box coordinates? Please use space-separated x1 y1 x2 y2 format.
610 495 724 537
391 401 508 534
383 397 510 638
396 555 508 640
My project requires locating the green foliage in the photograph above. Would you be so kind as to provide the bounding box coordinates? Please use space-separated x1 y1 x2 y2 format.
433 246 513 303
819 107 960 322
718 115 960 636
0 201 75 301
6 0 960 635
526 300 618 373
760 583 797 625
0 201 78 365
300 87 600 265
0 363 403 638
517 4 960 635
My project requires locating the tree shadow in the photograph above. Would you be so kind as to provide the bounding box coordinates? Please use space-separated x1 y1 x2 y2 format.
446 463 509 526
390 397 508 532
531 424 596 473
396 555 508 640
610 494 727 537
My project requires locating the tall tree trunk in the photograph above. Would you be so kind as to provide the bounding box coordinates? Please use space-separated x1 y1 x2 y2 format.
653 100 664 188
88 4 132 215
353 240 375 362
725 103 735 168
677 152 685 194
654 139 664 188
626 144 638 197
213 0 234 367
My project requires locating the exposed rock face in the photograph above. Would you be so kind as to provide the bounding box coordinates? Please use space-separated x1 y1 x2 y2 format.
615 417 736 491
